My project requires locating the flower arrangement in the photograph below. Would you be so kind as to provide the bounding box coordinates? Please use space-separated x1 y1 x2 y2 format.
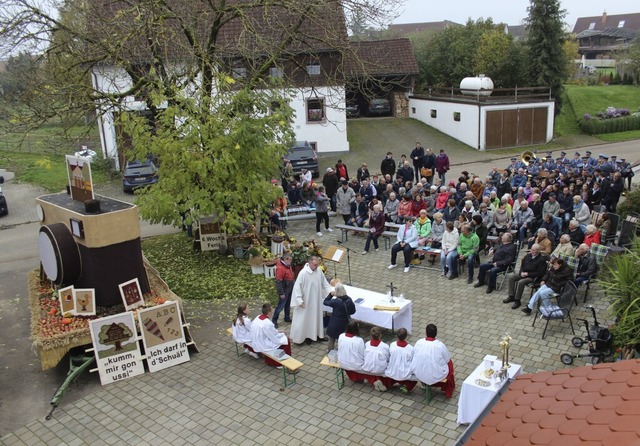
584 106 631 120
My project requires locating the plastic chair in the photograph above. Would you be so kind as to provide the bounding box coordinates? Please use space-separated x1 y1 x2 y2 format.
532 281 577 339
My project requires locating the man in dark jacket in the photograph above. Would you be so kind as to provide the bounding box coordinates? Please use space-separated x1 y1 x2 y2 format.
273 253 294 328
565 219 585 245
522 258 573 315
397 161 415 187
380 152 396 178
474 232 517 294
574 244 597 287
323 168 339 212
410 142 425 183
503 244 548 309
421 148 436 184
602 171 624 213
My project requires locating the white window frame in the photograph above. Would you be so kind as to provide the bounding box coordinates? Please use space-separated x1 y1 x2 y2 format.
306 64 321 76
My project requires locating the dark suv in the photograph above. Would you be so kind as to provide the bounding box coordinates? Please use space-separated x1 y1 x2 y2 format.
285 141 319 178
122 160 158 193
367 98 391 116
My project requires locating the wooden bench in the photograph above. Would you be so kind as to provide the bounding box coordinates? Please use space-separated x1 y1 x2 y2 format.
424 379 447 403
335 224 370 242
411 247 442 270
226 328 303 388
320 355 345 390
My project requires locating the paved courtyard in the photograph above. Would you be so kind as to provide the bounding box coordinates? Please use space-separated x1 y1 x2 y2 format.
0 212 611 446
0 133 636 445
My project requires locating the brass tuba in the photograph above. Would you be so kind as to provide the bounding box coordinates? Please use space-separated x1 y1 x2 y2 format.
521 150 536 167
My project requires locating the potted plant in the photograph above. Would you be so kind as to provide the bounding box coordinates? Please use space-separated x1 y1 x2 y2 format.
246 246 265 274
601 238 640 357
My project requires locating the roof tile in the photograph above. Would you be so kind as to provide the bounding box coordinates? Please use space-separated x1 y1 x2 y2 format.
497 418 525 432
594 397 624 410
578 424 615 441
566 405 594 420
606 370 633 383
539 414 567 429
539 385 563 397
546 374 570 386
573 391 599 406
621 388 640 401
509 378 533 390
579 379 606 393
506 405 532 420
513 423 541 438
616 400 640 415
484 413 508 427
610 415 640 432
599 382 631 396
568 367 591 377
558 419 588 436
531 397 556 411
627 374 640 387
586 409 618 424
486 431 515 446
491 401 516 414
514 393 540 406
561 377 588 389
471 426 498 442
530 371 553 382
523 382 549 394
586 368 611 380
611 360 636 371
529 428 559 445
555 388 580 401
602 432 640 446
504 438 534 446
521 410 548 424
549 435 581 446
548 400 575 414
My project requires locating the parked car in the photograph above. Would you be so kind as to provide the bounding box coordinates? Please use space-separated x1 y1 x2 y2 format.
346 103 360 118
285 141 319 178
122 160 158 193
0 176 7 217
367 98 391 117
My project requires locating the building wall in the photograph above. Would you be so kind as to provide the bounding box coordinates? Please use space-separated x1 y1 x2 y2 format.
408 97 555 150
409 99 480 148
91 65 349 165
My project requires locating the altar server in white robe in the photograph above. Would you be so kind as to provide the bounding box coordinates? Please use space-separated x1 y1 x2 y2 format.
290 256 332 344
385 328 417 392
411 323 456 398
250 303 292 367
362 326 391 391
231 304 259 358
338 320 367 382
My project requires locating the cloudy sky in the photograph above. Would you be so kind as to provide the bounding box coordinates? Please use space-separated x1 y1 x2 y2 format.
393 1 638 30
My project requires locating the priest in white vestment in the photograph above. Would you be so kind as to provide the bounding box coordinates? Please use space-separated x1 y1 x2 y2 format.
411 323 455 398
250 303 291 367
290 256 332 344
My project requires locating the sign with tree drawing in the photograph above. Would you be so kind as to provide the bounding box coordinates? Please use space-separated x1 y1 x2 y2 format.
89 312 144 385
137 301 190 373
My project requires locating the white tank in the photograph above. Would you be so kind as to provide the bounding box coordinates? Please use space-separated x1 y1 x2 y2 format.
459 75 494 96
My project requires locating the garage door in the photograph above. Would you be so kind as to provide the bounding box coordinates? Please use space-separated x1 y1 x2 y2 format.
485 107 548 149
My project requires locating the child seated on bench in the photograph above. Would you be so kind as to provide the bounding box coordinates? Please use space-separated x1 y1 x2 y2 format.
385 328 417 393
250 303 292 368
337 320 366 382
232 304 259 359
363 326 391 392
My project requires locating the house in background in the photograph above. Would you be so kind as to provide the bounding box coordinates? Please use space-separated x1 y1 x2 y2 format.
345 39 419 118
573 11 640 67
387 20 461 37
91 1 354 167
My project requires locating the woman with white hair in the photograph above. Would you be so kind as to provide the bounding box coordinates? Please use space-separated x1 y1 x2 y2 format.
573 195 591 231
583 224 601 247
323 283 356 353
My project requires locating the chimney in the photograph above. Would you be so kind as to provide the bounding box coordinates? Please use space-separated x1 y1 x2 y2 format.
601 11 607 24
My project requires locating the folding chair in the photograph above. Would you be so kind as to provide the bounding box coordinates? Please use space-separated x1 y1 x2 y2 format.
581 243 608 302
496 241 520 291
532 281 577 339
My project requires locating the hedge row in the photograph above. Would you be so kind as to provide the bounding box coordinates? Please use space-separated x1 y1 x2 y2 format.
579 114 640 135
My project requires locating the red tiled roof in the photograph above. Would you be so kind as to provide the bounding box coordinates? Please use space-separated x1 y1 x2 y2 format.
572 12 640 34
344 39 419 77
466 359 640 445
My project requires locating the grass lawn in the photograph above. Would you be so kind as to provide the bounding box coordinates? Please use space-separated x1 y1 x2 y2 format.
141 233 277 302
565 85 640 119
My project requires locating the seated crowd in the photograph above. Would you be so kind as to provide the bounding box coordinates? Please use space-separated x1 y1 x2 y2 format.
337 322 456 397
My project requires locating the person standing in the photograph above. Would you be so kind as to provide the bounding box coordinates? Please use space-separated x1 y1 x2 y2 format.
250 303 292 368
410 142 425 183
435 149 450 184
323 283 356 353
290 255 333 344
336 179 356 224
363 203 385 254
356 163 370 183
411 324 455 398
314 185 332 237
335 159 349 182
323 167 339 212
272 253 294 329
380 152 396 178
421 148 436 184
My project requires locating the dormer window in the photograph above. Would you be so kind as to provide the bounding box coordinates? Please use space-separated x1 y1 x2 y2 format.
618 20 625 28
306 64 321 76
588 22 596 30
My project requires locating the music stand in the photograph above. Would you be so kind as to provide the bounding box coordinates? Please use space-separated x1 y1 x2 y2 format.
322 245 350 284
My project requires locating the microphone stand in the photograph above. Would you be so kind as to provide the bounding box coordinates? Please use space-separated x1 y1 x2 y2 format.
336 240 353 285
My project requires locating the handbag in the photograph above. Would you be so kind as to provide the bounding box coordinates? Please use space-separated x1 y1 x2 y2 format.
420 167 433 178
